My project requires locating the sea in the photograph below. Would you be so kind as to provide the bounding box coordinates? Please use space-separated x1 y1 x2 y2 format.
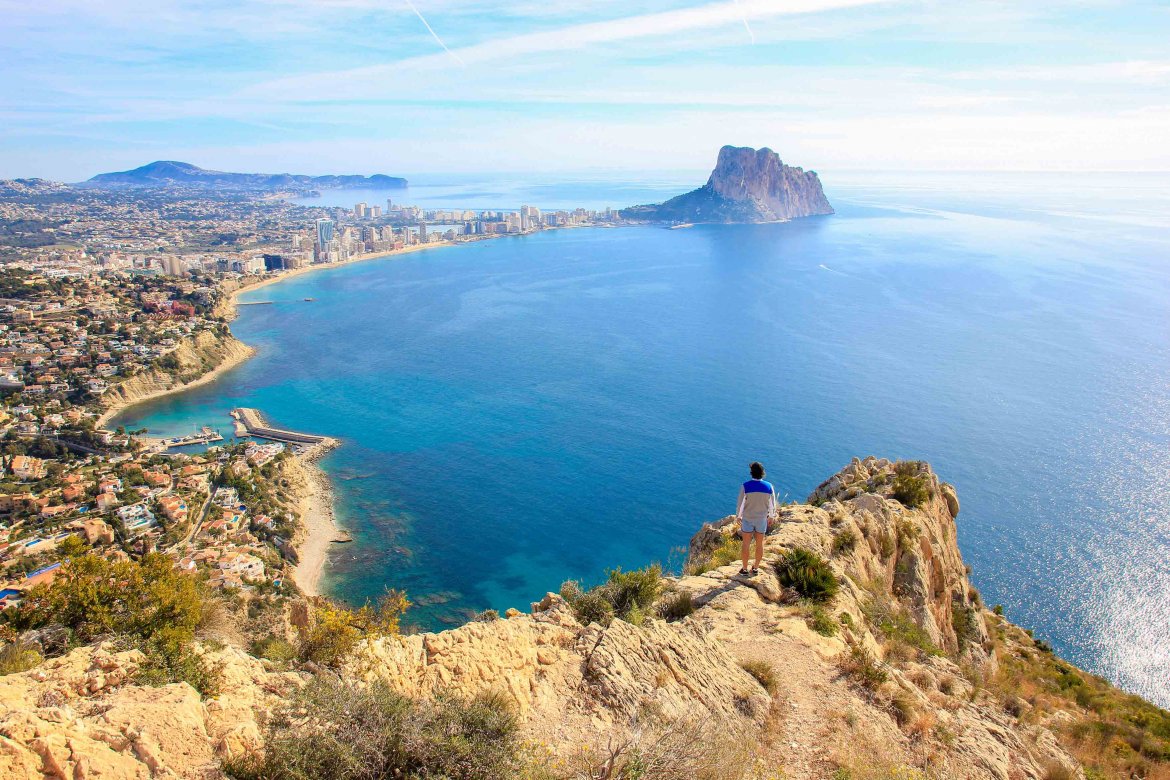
112 170 1170 709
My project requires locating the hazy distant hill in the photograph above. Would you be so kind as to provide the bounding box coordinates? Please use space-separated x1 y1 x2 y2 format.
84 160 407 190
623 145 832 222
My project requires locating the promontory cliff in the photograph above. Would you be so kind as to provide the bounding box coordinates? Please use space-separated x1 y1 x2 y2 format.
624 145 834 223
2 459 1167 779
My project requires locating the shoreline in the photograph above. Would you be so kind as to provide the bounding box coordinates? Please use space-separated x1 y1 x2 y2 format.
100 226 613 599
95 337 256 430
102 238 473 599
289 438 344 597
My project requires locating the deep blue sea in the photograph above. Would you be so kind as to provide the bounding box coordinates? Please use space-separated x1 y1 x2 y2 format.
115 172 1170 708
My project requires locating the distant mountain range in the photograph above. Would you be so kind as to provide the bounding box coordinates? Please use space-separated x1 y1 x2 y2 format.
84 161 407 190
622 146 832 223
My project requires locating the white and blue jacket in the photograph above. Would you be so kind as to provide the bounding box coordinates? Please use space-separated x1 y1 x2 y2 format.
736 479 777 523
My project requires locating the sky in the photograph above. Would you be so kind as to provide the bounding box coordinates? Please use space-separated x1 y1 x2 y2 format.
2 0 1169 180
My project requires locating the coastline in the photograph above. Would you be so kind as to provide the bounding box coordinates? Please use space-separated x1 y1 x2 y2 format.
102 239 468 600
94 337 255 430
288 439 344 597
100 227 607 599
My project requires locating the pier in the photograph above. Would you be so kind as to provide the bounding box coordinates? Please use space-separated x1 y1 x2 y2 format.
165 426 224 448
231 408 328 445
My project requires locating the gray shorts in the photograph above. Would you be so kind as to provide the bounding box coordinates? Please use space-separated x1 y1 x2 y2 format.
740 517 768 535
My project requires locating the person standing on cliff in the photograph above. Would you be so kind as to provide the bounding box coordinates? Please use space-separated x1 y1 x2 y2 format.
736 461 776 576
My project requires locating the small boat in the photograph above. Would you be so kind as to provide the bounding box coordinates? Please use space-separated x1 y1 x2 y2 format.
304 297 315 301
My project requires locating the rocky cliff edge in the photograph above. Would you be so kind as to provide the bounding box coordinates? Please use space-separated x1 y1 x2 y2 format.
0 459 1115 779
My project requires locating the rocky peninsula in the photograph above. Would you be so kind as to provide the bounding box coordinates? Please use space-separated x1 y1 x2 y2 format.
623 145 834 223
2 458 1166 779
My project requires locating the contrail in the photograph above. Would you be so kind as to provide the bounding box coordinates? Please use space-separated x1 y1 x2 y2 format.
403 0 465 65
732 0 755 43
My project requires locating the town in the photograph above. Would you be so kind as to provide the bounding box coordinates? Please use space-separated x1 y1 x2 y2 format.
0 176 632 620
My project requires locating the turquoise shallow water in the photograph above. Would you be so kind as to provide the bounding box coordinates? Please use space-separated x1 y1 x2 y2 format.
115 173 1170 708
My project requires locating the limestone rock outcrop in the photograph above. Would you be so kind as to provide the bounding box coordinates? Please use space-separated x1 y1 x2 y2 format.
623 145 833 223
0 644 299 779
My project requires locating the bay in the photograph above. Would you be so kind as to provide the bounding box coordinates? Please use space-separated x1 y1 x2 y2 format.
114 172 1170 708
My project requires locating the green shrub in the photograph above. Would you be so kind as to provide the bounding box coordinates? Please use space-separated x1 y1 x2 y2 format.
952 602 980 650
838 644 888 691
892 461 930 508
804 604 839 637
740 659 778 694
250 637 298 665
297 591 409 668
862 589 942 659
775 548 839 602
878 531 895 559
561 565 663 627
0 641 43 675
605 565 664 618
560 583 615 627
474 609 500 622
8 552 219 692
223 677 526 780
688 534 741 575
657 590 695 622
896 519 920 548
831 529 858 555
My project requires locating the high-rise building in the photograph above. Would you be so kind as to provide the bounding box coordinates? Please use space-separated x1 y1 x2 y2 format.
371 205 382 219
354 202 367 219
315 218 335 248
418 220 427 243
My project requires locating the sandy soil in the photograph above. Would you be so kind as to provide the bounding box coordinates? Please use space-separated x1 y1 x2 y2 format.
289 440 346 597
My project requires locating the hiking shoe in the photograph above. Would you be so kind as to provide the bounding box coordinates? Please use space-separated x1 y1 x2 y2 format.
738 568 750 576
750 567 760 576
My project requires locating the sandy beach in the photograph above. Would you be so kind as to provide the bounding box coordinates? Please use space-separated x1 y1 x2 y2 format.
289 440 345 596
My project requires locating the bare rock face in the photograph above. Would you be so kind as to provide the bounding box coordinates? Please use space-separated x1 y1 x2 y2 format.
623 145 833 223
0 644 299 779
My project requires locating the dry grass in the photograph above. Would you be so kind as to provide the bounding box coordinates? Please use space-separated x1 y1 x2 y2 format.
986 615 1170 780
564 716 745 780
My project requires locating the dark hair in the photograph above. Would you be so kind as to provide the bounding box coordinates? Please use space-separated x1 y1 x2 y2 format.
750 461 765 479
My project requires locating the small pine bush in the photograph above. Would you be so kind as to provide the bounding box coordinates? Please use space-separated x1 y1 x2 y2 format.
605 565 664 619
804 604 839 637
297 590 410 668
892 461 930 508
250 637 298 665
775 548 839 602
561 564 664 627
831 529 858 555
839 644 888 691
223 677 526 780
689 534 741 574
